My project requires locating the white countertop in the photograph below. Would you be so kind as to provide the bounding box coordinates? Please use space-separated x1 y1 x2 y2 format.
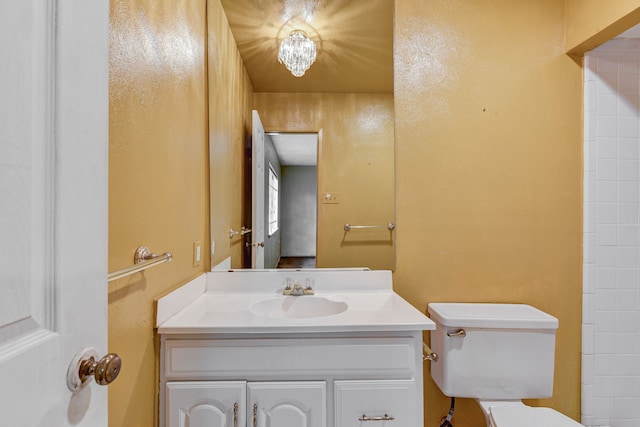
156 270 435 335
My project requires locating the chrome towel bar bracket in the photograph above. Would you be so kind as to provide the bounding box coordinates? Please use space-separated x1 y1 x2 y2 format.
107 246 172 282
229 226 252 239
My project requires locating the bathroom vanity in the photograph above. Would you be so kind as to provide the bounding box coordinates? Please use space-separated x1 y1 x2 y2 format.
156 269 434 427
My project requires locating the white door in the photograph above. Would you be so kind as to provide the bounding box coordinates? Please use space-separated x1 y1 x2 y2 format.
0 1 109 426
248 381 326 427
251 110 266 268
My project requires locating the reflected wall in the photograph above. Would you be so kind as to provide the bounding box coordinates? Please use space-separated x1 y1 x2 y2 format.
254 92 395 270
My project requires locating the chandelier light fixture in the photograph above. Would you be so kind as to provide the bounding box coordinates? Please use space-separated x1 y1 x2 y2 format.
277 30 316 77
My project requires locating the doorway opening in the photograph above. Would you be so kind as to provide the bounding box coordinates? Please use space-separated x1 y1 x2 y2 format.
267 132 318 269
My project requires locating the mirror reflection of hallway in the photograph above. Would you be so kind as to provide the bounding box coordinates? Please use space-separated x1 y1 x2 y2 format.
268 132 318 269
276 257 316 269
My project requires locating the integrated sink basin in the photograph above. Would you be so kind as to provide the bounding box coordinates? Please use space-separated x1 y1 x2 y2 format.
249 296 348 319
156 270 437 333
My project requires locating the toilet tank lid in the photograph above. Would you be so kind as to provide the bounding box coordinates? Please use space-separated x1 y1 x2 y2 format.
427 303 559 329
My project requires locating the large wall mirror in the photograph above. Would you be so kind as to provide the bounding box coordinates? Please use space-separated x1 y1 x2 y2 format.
212 0 395 270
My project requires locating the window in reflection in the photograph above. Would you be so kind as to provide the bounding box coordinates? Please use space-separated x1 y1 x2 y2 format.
268 165 279 236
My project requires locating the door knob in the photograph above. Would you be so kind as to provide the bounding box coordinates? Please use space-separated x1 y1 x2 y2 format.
67 347 122 392
80 353 121 385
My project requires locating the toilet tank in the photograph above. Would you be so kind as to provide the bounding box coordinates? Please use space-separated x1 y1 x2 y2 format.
427 303 559 400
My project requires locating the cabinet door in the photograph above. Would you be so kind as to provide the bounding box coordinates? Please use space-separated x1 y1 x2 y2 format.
248 381 326 427
334 380 416 427
167 381 246 427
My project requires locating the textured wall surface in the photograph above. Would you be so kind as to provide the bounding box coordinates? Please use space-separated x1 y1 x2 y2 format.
281 166 318 257
566 0 640 53
393 1 583 425
207 0 254 269
254 92 395 270
105 1 640 426
109 0 208 425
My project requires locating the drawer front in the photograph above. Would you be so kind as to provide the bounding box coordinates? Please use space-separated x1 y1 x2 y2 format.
334 380 417 427
164 337 417 379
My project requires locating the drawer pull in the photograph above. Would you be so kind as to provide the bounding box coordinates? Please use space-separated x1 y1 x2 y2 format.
233 403 238 427
253 403 258 427
359 414 395 422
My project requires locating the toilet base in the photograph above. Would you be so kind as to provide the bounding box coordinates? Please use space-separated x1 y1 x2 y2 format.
476 400 524 427
476 400 583 427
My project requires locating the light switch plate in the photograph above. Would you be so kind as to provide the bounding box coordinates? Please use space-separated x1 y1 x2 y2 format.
322 192 339 204
193 240 201 267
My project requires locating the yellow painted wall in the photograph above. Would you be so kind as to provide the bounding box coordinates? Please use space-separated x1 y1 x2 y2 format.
208 0 254 269
106 0 640 426
254 93 395 270
393 1 582 425
108 0 209 425
565 0 640 53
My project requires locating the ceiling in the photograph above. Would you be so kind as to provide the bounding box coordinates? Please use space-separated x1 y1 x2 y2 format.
268 133 318 165
219 0 394 93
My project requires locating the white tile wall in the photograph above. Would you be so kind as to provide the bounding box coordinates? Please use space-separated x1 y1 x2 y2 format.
583 39 640 427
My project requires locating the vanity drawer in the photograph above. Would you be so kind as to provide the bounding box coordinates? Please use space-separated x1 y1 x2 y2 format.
334 380 417 427
163 337 417 379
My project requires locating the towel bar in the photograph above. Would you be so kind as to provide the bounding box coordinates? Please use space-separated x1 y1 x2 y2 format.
108 246 172 282
344 222 395 232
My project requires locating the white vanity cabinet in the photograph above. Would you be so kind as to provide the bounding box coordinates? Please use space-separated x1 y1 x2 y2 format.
159 334 423 427
156 270 435 427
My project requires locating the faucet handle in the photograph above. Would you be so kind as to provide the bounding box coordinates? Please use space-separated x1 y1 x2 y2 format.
303 278 315 295
282 278 293 295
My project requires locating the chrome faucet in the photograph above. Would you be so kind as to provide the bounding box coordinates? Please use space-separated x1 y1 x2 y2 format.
282 278 314 296
292 283 305 296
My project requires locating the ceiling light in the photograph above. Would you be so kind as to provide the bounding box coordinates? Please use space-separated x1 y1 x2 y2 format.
277 30 316 77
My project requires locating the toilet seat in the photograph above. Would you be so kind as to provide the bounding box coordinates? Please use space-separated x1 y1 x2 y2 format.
489 406 583 427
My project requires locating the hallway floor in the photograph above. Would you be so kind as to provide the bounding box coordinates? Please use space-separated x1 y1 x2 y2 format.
276 257 316 269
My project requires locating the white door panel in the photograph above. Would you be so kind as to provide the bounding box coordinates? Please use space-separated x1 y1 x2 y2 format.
0 0 109 425
248 381 326 427
251 110 266 268
167 381 246 427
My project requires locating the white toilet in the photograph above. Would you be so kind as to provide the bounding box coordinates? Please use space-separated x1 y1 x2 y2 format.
427 303 583 427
